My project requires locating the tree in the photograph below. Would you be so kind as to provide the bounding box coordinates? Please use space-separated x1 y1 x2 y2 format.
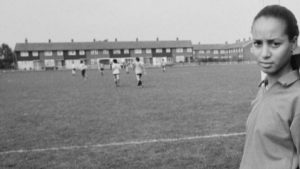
0 43 15 69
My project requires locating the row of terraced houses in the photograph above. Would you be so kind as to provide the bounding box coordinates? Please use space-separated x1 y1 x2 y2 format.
14 38 254 70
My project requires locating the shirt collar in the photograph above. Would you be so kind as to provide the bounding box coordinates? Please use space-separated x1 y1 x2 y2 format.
258 79 268 87
277 70 300 87
258 70 300 88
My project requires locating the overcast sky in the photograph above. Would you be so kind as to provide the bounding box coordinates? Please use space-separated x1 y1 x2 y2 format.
1 0 300 48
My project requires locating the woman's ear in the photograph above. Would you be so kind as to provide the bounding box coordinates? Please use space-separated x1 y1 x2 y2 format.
291 36 298 53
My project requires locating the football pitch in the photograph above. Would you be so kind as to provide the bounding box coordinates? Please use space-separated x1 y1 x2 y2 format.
0 64 260 169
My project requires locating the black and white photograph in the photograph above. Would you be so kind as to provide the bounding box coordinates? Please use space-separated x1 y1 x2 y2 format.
1 0 300 168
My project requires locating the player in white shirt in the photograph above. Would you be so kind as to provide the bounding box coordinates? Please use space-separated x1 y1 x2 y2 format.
111 59 122 87
161 58 166 72
133 57 146 87
71 63 76 76
79 60 87 80
98 60 104 76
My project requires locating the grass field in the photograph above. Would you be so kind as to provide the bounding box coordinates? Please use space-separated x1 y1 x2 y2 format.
0 64 260 169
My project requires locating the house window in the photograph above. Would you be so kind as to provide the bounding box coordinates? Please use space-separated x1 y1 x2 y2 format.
32 52 38 57
175 55 185 62
20 52 29 57
206 50 211 54
156 49 162 53
68 51 76 56
91 50 98 55
91 59 98 65
176 48 183 53
124 49 129 54
166 48 171 53
135 49 142 54
57 51 63 56
79 50 85 55
44 59 55 67
103 50 109 54
146 49 151 54
113 50 121 54
213 50 219 54
44 51 53 56
186 48 192 52
198 50 205 54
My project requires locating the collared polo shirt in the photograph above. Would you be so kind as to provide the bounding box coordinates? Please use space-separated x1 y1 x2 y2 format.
134 61 144 74
239 70 300 169
112 63 121 74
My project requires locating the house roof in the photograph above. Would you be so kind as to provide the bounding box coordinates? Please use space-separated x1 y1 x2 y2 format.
192 44 227 50
14 40 193 51
193 40 252 50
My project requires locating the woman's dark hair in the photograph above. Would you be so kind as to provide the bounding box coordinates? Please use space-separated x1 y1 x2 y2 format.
113 59 117 63
253 5 299 41
291 53 300 70
136 57 140 61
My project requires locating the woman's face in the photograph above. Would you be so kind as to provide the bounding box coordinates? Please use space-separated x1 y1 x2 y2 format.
251 16 297 78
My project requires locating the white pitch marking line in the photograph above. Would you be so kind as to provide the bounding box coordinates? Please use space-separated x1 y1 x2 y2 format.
0 132 245 155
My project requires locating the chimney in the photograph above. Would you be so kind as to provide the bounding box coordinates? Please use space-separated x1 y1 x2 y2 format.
243 38 246 42
48 39 51 43
115 38 117 42
136 38 138 42
156 37 159 41
25 38 28 43
225 41 228 44
198 42 201 45
71 39 74 43
176 37 179 41
93 38 96 42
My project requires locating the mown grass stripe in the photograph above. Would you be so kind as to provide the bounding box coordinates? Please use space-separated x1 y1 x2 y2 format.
0 132 245 155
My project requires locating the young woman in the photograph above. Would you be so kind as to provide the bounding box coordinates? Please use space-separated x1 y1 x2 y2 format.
79 60 87 80
98 60 104 76
111 59 121 87
161 58 166 72
71 63 76 76
239 5 299 169
133 57 146 87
